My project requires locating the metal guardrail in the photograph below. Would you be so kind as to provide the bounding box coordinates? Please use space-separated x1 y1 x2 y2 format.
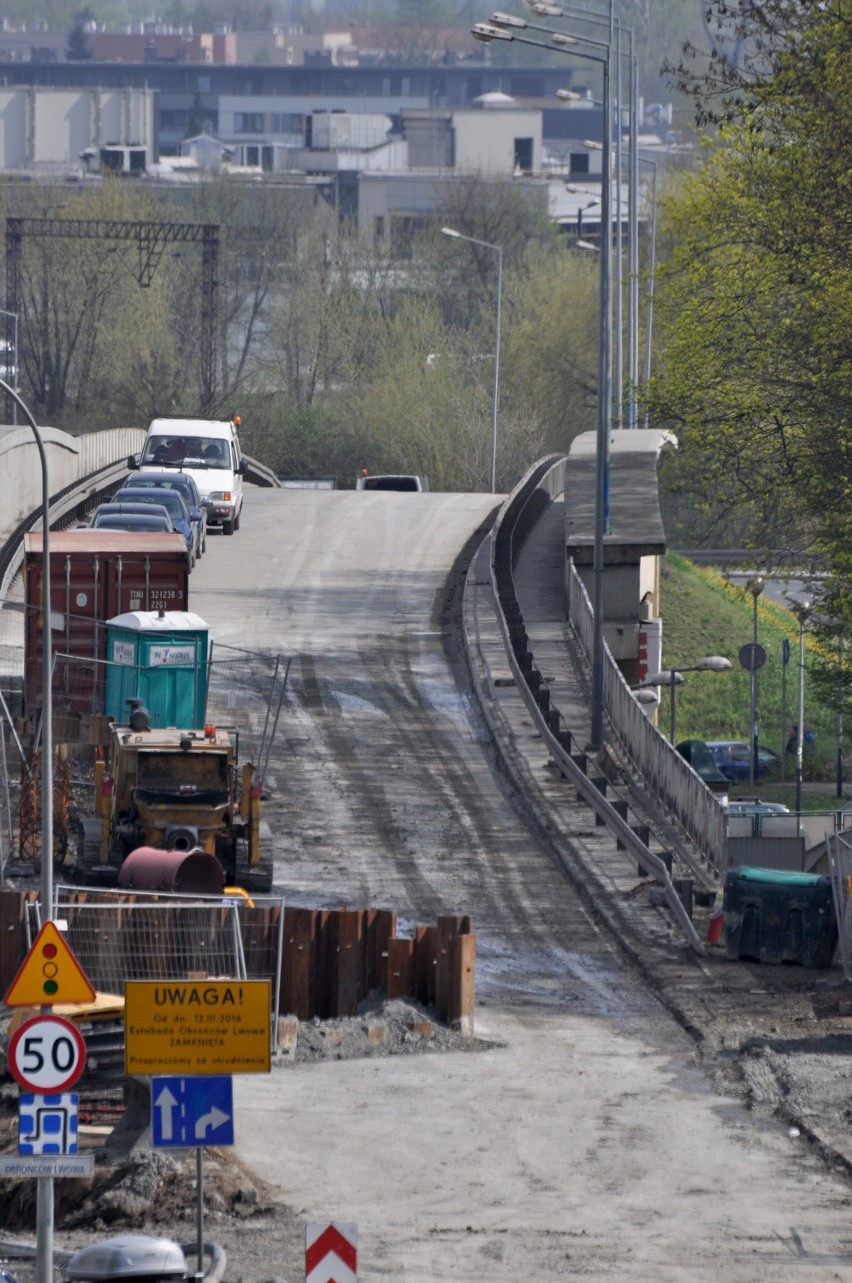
489 458 707 954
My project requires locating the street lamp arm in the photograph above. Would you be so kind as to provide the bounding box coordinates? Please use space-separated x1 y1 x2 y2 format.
441 227 502 255
441 227 503 494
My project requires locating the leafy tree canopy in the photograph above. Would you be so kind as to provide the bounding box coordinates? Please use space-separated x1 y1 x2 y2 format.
653 0 852 629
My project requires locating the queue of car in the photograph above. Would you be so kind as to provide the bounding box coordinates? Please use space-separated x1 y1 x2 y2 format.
76 415 248 565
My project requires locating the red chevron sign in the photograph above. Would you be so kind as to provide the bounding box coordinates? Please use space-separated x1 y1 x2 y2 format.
305 1222 357 1282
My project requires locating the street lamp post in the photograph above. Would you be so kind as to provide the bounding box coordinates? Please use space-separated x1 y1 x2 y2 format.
0 376 54 1283
501 4 639 436
639 156 657 428
838 635 844 799
0 308 19 424
748 576 765 787
789 598 811 814
441 227 503 494
473 19 612 747
638 656 732 743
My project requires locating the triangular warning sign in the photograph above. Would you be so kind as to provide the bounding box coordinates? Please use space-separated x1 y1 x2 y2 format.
4 921 96 1007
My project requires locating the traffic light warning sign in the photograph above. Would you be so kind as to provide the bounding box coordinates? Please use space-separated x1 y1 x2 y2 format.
4 922 96 1007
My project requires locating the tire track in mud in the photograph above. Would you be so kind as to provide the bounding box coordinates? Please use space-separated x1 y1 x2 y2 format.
266 543 650 1020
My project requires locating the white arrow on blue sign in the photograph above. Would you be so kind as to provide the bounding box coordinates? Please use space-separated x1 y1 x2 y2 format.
151 1076 234 1149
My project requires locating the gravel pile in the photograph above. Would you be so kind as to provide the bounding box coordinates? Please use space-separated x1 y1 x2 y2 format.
282 996 492 1065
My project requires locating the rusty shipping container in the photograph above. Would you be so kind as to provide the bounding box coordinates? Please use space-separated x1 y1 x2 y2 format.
24 531 190 724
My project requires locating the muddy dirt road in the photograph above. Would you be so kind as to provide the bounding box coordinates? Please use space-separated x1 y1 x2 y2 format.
182 487 852 1282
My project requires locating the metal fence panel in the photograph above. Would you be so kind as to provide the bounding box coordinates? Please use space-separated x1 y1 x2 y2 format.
24 889 285 1045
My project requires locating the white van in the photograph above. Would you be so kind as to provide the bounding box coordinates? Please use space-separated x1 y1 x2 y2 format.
134 417 244 535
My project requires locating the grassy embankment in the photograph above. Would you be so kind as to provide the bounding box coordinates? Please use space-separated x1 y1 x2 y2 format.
659 553 848 814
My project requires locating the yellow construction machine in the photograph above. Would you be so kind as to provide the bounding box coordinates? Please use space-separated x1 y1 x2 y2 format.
75 702 273 892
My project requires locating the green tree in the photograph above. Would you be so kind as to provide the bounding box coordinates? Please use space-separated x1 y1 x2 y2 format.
66 7 94 60
653 0 852 623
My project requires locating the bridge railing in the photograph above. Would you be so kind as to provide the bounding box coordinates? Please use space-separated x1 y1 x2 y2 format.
566 561 725 874
500 452 725 879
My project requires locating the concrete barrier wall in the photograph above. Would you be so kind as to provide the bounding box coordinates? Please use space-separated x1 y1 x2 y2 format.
0 424 146 543
567 553 726 873
510 452 725 876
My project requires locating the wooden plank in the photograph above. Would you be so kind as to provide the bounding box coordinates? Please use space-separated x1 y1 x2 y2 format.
281 906 319 1019
449 933 477 1037
435 916 469 1019
329 909 365 1017
414 925 437 1005
365 908 396 992
386 938 415 1001
0 890 28 994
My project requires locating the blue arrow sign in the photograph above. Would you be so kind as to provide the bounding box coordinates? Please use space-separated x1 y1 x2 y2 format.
151 1076 234 1149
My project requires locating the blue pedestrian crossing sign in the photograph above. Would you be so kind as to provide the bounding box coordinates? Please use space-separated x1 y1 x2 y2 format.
151 1076 234 1149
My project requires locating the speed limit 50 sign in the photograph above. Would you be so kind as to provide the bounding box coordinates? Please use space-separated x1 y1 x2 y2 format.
8 1014 86 1093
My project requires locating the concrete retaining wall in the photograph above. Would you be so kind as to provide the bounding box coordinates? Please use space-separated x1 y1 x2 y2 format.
0 424 146 543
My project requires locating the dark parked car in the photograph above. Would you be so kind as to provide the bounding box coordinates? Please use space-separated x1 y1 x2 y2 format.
111 487 194 563
121 470 207 557
706 740 781 781
89 504 176 535
726 799 791 817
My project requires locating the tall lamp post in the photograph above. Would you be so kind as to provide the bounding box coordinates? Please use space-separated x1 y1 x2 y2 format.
0 376 54 1283
838 635 845 799
747 576 765 787
638 656 732 743
639 156 657 428
441 227 503 495
789 598 811 813
473 18 613 749
508 3 639 433
0 308 19 424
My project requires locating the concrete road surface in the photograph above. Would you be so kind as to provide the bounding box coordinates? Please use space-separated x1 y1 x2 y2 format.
188 489 852 1282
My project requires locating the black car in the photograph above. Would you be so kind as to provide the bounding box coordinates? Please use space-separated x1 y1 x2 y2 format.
122 470 208 557
111 487 194 563
707 741 781 781
89 505 175 535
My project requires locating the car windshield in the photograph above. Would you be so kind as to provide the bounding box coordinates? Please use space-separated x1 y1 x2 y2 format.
142 437 229 467
94 514 171 531
127 475 199 507
120 489 186 520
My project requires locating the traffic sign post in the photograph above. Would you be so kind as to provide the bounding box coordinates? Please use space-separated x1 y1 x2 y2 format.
2 923 95 1283
151 1074 234 1278
8 1015 86 1094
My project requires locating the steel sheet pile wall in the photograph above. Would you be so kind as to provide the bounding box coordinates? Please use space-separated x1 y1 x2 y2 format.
281 907 476 1035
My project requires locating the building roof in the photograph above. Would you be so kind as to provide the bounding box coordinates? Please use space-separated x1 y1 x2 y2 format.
564 429 677 562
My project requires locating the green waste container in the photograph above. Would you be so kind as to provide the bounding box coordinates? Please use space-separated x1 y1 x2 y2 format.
723 866 838 968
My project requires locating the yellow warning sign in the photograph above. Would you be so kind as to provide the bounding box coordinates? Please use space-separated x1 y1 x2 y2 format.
124 980 272 1076
4 922 96 1008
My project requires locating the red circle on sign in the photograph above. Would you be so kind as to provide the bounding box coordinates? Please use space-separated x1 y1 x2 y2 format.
7 1014 87 1093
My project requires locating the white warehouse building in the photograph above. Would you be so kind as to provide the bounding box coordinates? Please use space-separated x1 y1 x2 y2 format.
0 87 157 173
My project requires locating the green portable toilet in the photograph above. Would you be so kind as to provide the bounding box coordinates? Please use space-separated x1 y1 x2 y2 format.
104 610 209 728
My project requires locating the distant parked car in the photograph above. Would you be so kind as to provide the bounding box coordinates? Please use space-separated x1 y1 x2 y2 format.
706 740 780 781
89 505 176 536
121 470 207 557
356 472 426 492
111 487 195 564
726 799 791 817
